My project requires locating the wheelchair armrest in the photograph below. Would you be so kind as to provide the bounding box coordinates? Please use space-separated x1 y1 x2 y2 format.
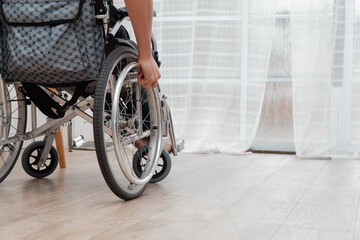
117 7 157 18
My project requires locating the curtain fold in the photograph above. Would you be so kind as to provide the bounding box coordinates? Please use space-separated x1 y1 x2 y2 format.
290 0 360 158
150 0 276 154
111 0 360 157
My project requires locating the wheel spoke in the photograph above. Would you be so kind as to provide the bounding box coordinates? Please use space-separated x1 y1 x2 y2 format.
1 154 6 165
10 124 18 132
0 84 26 181
5 146 13 156
10 107 19 116
8 85 15 96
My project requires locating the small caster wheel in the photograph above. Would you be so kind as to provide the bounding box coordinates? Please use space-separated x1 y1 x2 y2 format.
133 146 172 183
21 141 59 179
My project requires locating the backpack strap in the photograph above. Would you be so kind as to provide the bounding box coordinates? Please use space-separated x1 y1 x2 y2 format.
22 83 63 119
58 82 89 114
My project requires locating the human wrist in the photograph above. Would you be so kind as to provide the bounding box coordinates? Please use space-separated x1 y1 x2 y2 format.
138 42 152 61
138 53 153 63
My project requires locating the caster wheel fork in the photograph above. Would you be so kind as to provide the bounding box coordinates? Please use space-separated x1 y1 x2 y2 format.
133 146 172 183
21 141 59 178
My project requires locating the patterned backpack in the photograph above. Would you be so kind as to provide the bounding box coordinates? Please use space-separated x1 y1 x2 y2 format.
0 0 104 85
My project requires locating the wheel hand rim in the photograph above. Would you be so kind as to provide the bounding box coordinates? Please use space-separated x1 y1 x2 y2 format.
111 62 162 185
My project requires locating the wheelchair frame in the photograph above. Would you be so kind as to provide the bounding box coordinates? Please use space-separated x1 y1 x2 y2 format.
0 1 180 199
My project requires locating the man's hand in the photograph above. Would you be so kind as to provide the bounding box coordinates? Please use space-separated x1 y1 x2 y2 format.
138 56 161 88
124 0 159 88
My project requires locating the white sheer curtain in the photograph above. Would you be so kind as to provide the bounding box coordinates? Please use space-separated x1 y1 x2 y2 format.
291 0 360 158
150 0 276 153
69 0 274 153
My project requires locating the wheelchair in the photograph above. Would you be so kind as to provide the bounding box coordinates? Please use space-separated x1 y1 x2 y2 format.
0 0 183 200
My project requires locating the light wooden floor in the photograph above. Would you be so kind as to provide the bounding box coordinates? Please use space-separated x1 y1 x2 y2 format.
1 151 360 240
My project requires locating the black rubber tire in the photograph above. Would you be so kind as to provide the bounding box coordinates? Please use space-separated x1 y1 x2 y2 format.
133 146 172 183
21 141 59 179
94 46 149 200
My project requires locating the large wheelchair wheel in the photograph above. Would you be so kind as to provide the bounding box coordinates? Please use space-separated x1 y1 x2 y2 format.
94 46 162 200
0 83 27 183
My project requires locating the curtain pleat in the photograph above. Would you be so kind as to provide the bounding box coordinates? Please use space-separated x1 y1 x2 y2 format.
291 0 360 158
148 0 275 153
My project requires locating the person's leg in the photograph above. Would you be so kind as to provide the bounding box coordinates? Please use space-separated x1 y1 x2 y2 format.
133 90 175 153
135 136 173 152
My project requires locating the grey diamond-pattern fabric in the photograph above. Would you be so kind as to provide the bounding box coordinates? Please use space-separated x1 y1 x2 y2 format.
1 0 104 85
2 1 80 24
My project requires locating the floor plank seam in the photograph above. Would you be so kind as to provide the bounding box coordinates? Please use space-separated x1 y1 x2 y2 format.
190 156 294 238
233 156 293 203
352 190 360 240
6 153 359 239
268 159 329 240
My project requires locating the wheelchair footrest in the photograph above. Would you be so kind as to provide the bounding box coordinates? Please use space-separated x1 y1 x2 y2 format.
72 141 112 151
72 141 96 151
176 139 185 153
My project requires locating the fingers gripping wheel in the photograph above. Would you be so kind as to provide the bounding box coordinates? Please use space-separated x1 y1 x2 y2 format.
21 141 59 179
133 146 172 183
93 46 162 200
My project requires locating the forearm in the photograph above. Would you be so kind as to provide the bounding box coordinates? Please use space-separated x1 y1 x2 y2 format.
124 0 153 60
124 0 160 88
